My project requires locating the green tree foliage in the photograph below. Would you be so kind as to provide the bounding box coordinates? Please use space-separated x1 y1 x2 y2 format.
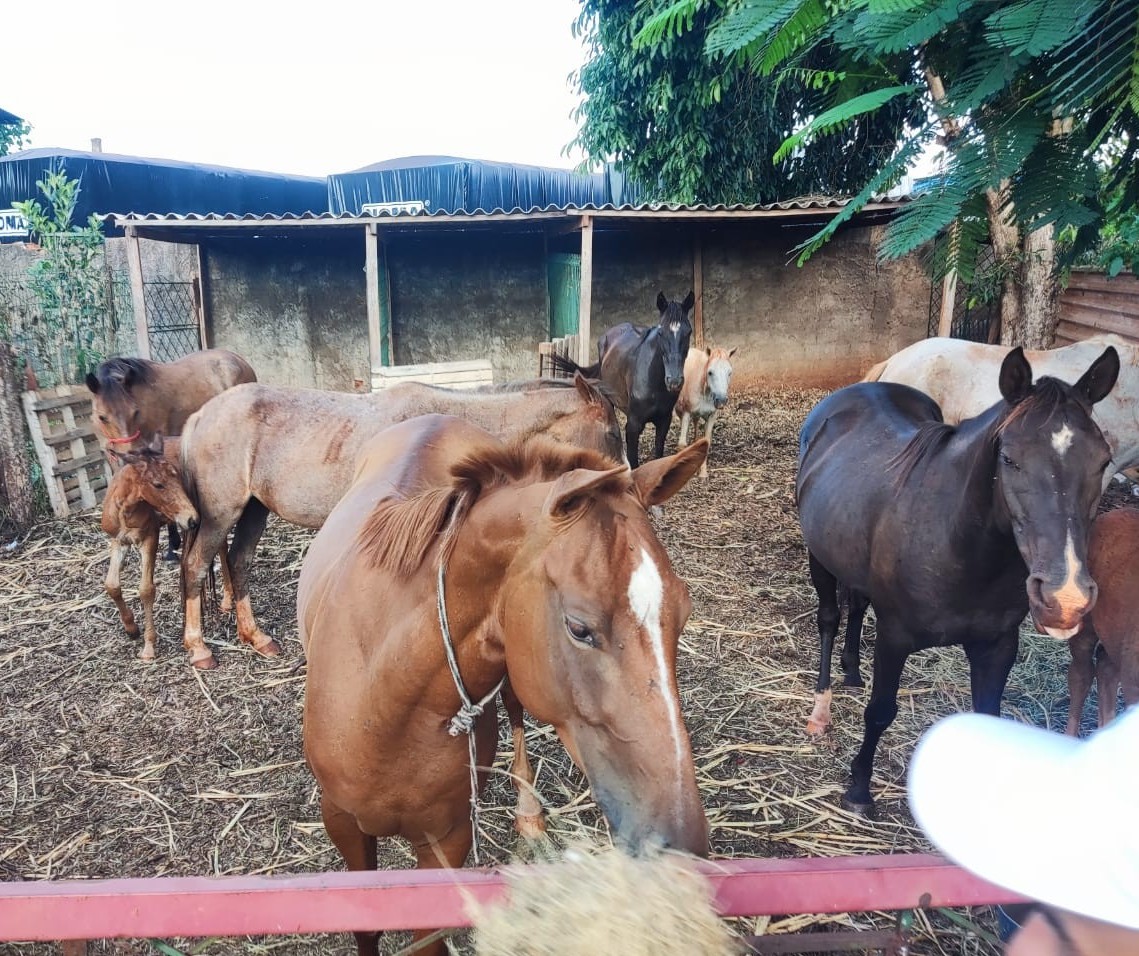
0 119 30 157
570 0 924 204
628 0 1139 284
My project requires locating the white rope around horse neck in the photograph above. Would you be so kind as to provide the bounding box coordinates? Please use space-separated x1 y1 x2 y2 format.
436 560 505 867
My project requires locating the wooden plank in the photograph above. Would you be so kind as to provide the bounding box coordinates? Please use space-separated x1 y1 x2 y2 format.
195 243 211 349
40 424 99 446
126 229 151 359
692 231 704 348
51 451 107 479
1066 271 1139 295
0 854 1025 943
1064 286 1139 318
60 402 96 508
1057 304 1139 341
21 391 68 518
365 223 382 372
30 392 100 413
578 215 593 365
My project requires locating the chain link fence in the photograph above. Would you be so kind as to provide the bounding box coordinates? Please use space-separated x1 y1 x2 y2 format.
143 280 199 362
927 245 1000 343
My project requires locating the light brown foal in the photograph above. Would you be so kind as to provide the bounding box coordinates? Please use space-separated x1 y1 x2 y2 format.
299 415 709 956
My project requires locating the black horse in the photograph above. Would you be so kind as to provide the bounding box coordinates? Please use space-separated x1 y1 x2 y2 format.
796 346 1119 814
551 291 694 467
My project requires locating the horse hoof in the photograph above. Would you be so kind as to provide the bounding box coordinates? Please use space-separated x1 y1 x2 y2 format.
842 674 865 689
138 648 157 663
805 717 830 737
253 638 281 658
841 794 876 818
190 651 217 670
514 813 547 841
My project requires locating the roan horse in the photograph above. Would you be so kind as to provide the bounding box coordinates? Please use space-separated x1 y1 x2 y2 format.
178 375 624 668
1066 507 1139 734
797 346 1119 813
86 349 256 559
299 414 710 956
674 345 737 478
101 436 205 661
552 291 695 467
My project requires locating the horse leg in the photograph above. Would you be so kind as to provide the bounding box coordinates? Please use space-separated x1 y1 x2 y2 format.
104 539 139 642
625 418 643 469
321 793 379 956
963 628 1019 717
698 411 718 478
840 589 869 688
501 678 545 840
137 531 159 662
410 825 475 956
846 621 909 815
228 499 281 657
1065 625 1097 735
217 543 235 616
1095 645 1121 728
678 411 691 448
806 552 840 736
181 519 231 669
163 522 181 563
652 412 670 461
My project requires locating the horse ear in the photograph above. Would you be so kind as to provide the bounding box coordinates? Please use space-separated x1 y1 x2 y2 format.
85 372 100 394
998 347 1033 405
572 371 603 406
544 465 628 520
1074 346 1120 405
728 347 737 359
147 431 164 455
682 290 695 312
706 347 713 357
632 439 708 507
656 291 668 313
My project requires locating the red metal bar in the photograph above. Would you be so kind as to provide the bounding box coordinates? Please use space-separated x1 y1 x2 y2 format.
0 853 1026 943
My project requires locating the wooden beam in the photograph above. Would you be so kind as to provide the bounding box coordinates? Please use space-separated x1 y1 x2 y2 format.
937 269 958 338
0 854 1025 944
365 223 382 373
578 215 593 365
194 243 210 349
125 228 151 359
692 230 705 348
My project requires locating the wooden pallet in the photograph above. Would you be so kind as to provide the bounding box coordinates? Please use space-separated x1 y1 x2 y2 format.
371 359 494 391
538 333 581 378
21 386 111 518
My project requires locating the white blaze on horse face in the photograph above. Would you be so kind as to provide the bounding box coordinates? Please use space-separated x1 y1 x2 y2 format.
1040 531 1091 639
1052 423 1075 457
627 547 687 774
669 321 680 334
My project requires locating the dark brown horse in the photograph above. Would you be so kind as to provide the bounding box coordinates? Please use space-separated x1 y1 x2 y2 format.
797 346 1119 813
1066 507 1139 733
178 375 623 668
299 414 709 956
552 291 695 466
87 349 256 559
101 437 207 661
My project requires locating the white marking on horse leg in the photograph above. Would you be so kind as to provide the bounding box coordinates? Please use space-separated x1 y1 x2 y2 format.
806 689 832 736
678 412 690 447
627 548 686 778
1052 423 1074 456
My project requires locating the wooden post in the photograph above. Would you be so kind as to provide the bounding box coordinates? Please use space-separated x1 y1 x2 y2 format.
125 228 150 359
365 223 383 374
578 215 593 365
692 230 705 348
194 243 210 349
937 270 958 338
0 343 35 530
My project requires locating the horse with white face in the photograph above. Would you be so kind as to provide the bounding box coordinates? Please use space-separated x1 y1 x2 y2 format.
674 346 736 477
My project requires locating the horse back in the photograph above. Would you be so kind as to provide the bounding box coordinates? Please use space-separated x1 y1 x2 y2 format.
148 349 257 435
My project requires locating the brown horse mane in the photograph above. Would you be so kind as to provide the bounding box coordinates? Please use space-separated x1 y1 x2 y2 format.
888 377 1083 487
356 434 628 579
94 357 153 395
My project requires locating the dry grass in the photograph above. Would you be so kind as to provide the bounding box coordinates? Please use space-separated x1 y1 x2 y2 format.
0 385 1105 955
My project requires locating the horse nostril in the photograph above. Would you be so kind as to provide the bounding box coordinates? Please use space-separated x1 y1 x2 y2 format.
188 516 199 531
1027 574 1048 609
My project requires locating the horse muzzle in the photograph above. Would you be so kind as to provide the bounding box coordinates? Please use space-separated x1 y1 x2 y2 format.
1027 572 1097 639
174 511 200 533
665 377 684 394
713 397 728 410
593 782 708 858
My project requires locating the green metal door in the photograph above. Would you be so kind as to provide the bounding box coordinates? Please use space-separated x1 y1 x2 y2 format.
547 253 580 338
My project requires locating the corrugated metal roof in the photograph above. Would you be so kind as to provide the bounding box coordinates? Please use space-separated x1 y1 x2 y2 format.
107 194 914 228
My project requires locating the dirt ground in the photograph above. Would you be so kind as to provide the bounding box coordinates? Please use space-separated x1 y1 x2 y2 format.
0 385 1122 956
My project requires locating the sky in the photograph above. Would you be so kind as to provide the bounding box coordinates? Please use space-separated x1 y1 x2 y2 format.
3 0 591 178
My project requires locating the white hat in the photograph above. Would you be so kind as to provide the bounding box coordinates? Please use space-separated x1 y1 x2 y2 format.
907 707 1139 930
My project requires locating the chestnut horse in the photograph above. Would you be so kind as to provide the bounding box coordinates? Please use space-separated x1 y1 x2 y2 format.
178 375 623 668
1066 507 1139 734
675 345 737 477
798 346 1118 813
551 291 695 467
87 349 256 559
299 414 709 956
101 436 208 661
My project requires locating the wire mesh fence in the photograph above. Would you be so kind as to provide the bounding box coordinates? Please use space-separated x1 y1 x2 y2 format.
143 280 199 362
927 244 1000 342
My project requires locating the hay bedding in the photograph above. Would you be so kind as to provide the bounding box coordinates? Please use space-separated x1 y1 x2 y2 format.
0 385 1100 955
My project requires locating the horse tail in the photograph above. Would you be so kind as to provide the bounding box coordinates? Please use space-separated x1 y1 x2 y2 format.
548 353 601 380
862 358 889 382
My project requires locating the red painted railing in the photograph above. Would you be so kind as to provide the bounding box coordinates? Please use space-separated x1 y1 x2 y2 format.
1 854 1024 943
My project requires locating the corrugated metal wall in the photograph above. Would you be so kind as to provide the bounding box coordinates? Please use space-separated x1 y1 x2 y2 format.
1056 269 1139 346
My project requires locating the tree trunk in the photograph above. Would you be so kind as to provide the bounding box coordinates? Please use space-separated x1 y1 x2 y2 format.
0 342 36 532
1019 222 1058 349
987 185 1022 347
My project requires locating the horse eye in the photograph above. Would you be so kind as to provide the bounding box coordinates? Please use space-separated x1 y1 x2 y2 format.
1000 453 1020 471
564 616 596 647
98 415 108 423
152 482 165 490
